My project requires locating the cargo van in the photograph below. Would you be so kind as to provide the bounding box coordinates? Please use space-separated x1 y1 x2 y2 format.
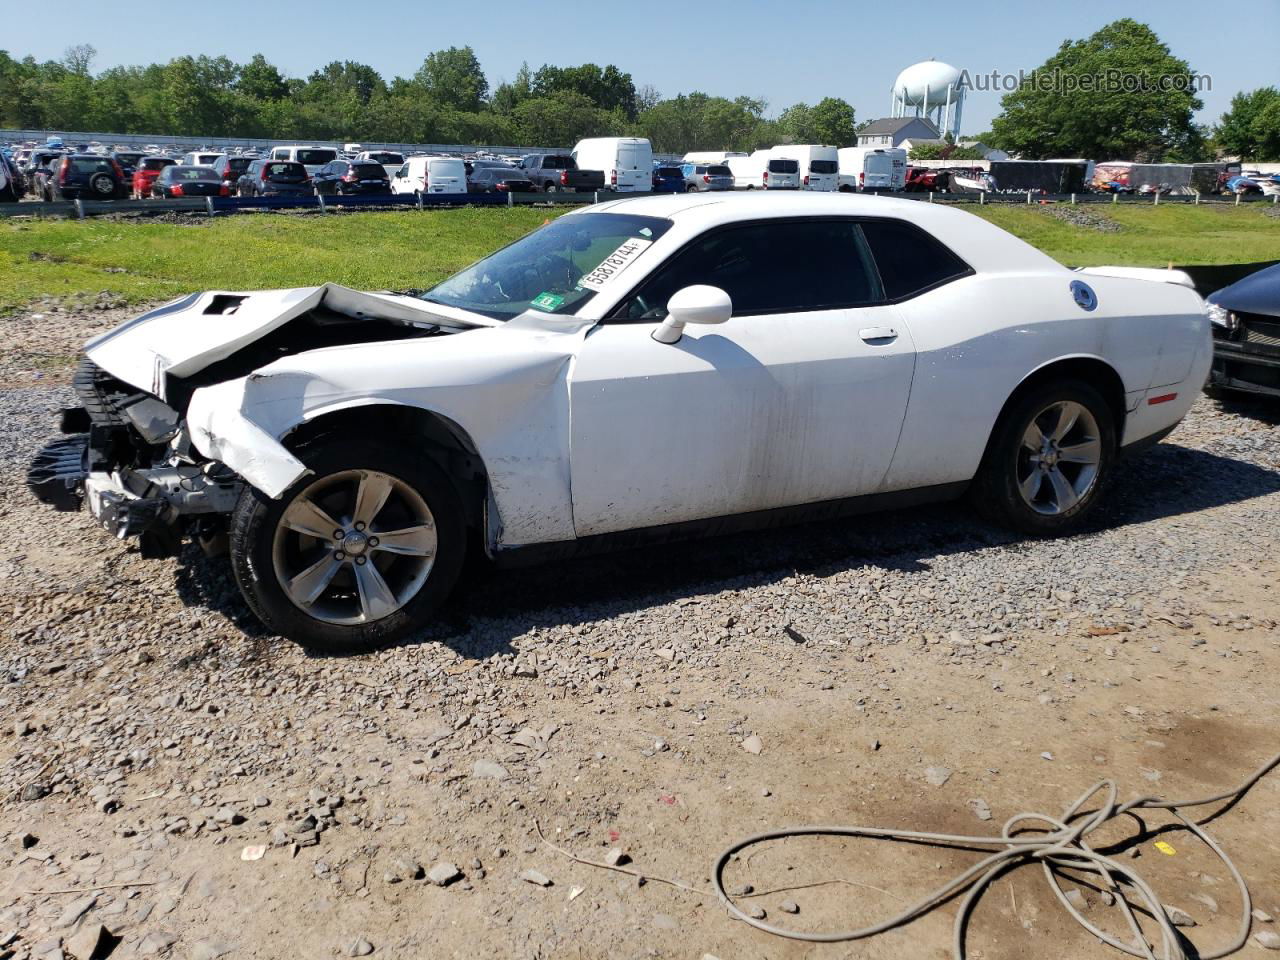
771 144 839 191
837 147 907 192
269 145 339 176
390 156 467 196
726 151 800 190
572 137 653 192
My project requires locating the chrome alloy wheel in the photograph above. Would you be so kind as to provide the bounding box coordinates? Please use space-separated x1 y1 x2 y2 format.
271 469 437 625
1016 401 1102 516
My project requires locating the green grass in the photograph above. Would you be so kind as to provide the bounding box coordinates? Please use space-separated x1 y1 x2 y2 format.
2 202 1278 313
969 203 1280 267
0 207 556 312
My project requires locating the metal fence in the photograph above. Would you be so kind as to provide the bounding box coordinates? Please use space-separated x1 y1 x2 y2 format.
1 187 1275 221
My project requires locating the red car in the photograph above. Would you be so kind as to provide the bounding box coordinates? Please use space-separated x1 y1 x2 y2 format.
132 156 176 199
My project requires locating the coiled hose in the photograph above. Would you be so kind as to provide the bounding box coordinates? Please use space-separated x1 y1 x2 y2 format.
713 751 1280 959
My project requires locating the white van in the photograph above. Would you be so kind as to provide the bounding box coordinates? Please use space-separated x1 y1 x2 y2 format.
726 150 800 190
269 145 339 176
390 156 467 196
572 137 653 192
681 151 748 165
837 147 907 192
771 144 839 191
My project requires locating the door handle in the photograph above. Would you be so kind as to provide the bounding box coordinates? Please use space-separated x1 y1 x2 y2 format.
859 326 898 342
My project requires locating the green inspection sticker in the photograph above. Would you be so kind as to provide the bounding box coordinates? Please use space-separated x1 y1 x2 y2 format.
530 292 566 312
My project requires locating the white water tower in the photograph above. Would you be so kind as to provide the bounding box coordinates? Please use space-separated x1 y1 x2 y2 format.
891 59 965 140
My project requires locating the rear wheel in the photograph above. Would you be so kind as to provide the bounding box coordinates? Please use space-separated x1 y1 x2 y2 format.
90 173 115 197
544 182 558 193
230 437 466 653
971 379 1116 536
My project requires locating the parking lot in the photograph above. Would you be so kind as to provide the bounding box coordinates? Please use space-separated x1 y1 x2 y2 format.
1 299 1278 959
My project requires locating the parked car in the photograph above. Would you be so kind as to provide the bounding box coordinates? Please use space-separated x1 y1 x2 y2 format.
151 166 229 198
48 154 128 201
212 156 254 189
516 154 605 193
110 151 145 182
652 165 686 193
180 151 224 167
391 156 467 196
23 150 63 198
571 138 653 192
0 153 20 202
680 163 734 192
132 156 176 198
269 145 339 176
467 168 533 194
236 160 312 197
356 151 405 178
312 160 391 195
29 193 1210 651
1206 263 1280 399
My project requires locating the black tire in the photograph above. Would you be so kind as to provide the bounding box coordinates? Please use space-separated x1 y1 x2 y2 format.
230 437 467 653
970 378 1116 536
89 172 115 197
685 184 698 193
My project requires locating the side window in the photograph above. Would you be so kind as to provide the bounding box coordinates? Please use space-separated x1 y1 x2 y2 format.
859 219 971 300
395 164 408 179
617 220 883 321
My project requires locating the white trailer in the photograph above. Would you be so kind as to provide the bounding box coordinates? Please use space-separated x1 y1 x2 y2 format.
572 137 654 192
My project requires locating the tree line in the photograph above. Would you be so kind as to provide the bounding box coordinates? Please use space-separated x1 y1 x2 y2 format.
1 22 1278 160
0 45 855 152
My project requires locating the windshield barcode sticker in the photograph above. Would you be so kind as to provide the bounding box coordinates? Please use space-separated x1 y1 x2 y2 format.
578 238 653 291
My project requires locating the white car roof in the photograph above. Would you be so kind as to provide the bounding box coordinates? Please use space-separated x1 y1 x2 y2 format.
584 191 1063 275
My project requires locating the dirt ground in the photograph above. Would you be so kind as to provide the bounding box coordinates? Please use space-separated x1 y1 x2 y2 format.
1 308 1278 960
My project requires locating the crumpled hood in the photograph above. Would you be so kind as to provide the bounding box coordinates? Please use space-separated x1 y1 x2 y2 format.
84 284 480 398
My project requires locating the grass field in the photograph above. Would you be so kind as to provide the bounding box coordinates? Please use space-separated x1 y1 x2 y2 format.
1 202 1278 313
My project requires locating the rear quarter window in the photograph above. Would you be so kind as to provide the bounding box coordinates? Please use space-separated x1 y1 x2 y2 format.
859 219 972 300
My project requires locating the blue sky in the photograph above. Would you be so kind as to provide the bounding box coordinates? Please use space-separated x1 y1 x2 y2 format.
6 0 1277 133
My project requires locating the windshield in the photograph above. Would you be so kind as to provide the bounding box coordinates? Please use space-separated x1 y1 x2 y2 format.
541 156 573 169
769 159 800 174
351 163 387 178
810 160 838 174
708 165 732 176
366 152 402 164
141 158 172 171
297 149 337 165
178 167 219 180
655 167 682 177
421 213 672 321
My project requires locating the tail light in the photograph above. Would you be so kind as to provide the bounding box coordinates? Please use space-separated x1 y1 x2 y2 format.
560 170 568 186
610 170 617 186
58 157 70 183
219 185 229 196
803 175 810 186
170 184 184 196
762 169 769 182
496 182 510 192
703 174 710 184
859 171 865 185
110 160 125 181
342 174 358 182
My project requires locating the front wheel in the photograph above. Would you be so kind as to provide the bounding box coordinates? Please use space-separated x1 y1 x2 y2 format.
230 438 467 653
971 379 1116 536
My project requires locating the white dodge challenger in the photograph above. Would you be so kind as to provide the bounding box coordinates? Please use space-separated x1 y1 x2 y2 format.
29 193 1210 650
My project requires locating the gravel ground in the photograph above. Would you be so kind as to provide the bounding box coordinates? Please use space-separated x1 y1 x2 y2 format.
1 312 1279 960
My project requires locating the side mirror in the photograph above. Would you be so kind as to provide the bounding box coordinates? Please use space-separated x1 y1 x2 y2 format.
652 285 733 344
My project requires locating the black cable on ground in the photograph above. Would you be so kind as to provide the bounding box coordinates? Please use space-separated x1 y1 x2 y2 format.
712 751 1280 959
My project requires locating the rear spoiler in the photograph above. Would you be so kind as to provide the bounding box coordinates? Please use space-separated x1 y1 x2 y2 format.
1074 265 1195 289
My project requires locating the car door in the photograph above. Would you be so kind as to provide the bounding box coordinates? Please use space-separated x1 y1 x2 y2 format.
391 163 409 194
568 218 917 537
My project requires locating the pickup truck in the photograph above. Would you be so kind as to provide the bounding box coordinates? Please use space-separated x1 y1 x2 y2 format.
517 154 605 193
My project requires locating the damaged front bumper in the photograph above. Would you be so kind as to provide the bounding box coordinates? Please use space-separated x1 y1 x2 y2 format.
27 430 245 559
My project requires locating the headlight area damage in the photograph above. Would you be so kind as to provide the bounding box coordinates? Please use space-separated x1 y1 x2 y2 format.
26 285 476 558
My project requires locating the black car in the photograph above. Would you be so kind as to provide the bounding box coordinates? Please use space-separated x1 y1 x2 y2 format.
151 165 227 198
47 154 128 201
214 155 254 188
110 151 144 181
467 168 533 194
1207 263 1280 399
312 160 391 195
236 160 312 197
